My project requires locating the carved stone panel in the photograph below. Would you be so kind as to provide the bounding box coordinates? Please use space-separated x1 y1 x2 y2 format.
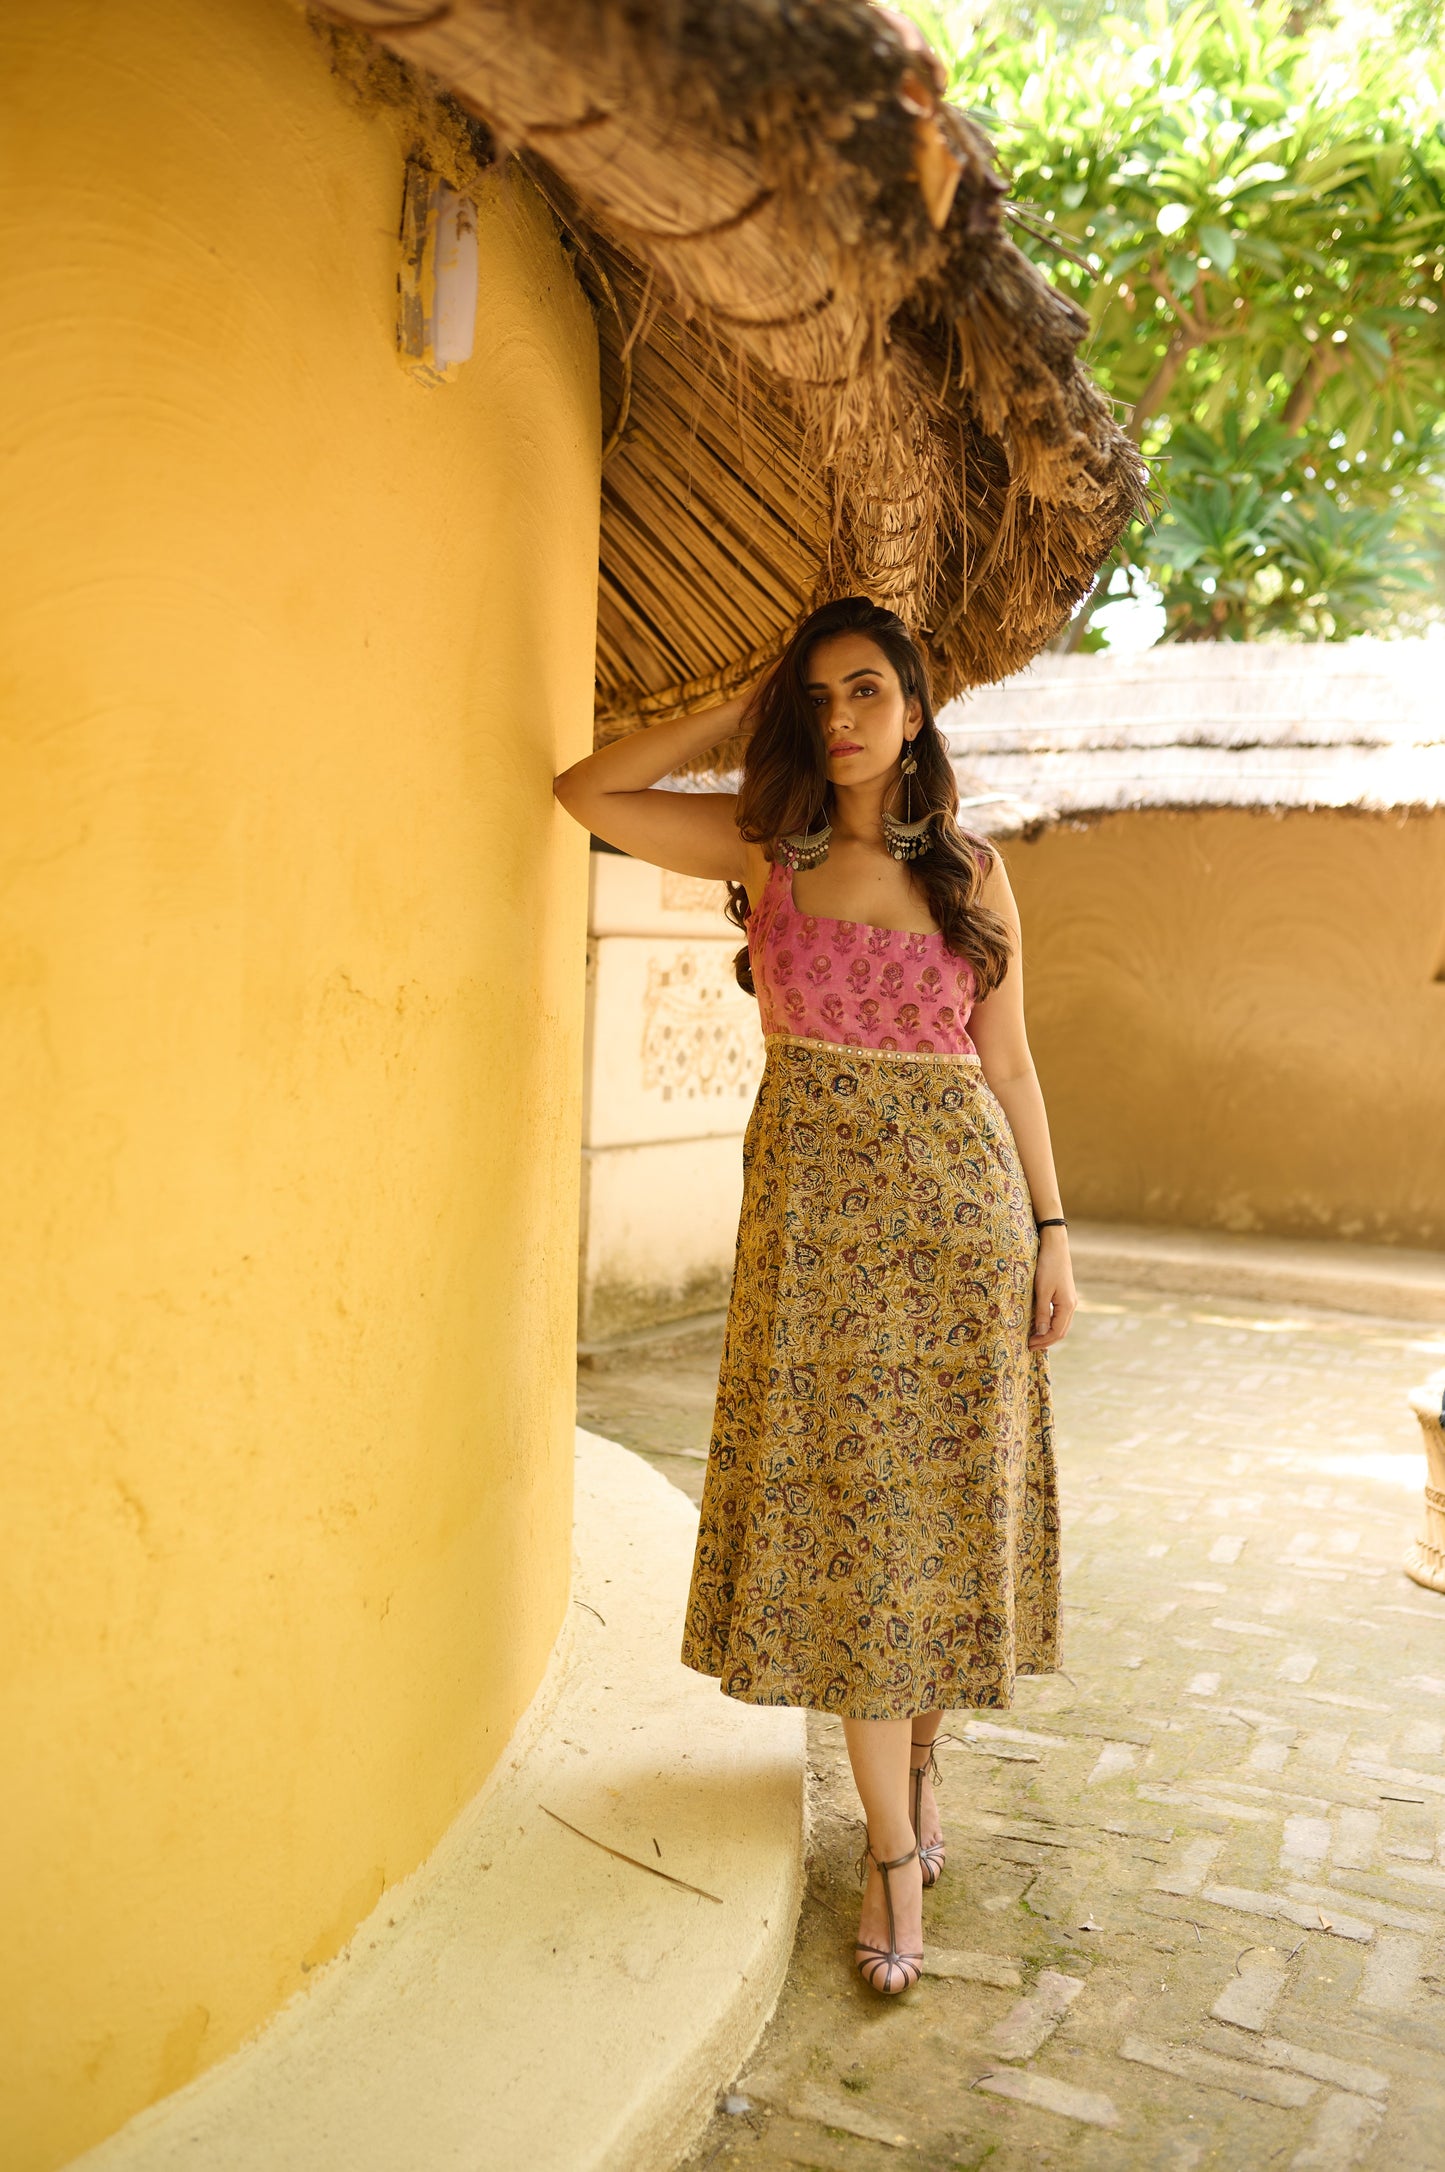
641 950 759 1105
584 935 764 1148
660 870 730 915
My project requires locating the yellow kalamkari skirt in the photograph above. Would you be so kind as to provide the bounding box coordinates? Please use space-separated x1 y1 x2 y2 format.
681 1035 1059 1720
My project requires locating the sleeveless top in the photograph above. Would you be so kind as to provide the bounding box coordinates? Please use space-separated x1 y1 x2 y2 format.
747 858 977 1056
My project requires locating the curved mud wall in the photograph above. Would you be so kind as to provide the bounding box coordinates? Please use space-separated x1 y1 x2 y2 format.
1006 807 1445 1248
0 2 599 2163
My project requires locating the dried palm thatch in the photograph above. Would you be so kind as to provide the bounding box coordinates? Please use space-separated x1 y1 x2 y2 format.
942 641 1445 825
312 0 1148 744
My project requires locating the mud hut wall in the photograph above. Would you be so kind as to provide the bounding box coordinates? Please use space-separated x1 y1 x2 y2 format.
1005 806 1445 1248
0 2 600 2161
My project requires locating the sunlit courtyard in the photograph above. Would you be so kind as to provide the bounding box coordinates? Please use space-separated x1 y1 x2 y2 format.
584 1283 1445 2169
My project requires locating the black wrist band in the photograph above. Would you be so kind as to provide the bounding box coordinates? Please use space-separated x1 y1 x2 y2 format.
1036 1217 1067 1230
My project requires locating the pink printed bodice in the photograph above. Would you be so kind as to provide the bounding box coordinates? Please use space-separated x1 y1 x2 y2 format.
748 859 977 1055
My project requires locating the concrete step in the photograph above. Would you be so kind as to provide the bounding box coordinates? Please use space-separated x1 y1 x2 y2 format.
1071 1219 1445 1325
73 1432 805 2172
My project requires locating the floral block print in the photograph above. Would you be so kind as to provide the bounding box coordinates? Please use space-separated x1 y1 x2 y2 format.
748 859 978 1055
682 1036 1059 1719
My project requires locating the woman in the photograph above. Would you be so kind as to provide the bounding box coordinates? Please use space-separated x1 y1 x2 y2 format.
555 596 1074 1995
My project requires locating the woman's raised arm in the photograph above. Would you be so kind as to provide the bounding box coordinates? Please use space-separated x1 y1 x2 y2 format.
553 690 754 880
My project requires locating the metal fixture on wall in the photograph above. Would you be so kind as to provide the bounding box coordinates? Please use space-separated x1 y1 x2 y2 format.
397 162 478 384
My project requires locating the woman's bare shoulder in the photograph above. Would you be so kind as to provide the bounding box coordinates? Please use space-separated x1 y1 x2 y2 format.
973 835 1016 903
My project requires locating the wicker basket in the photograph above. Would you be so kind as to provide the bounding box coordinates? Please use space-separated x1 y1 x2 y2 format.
1404 1370 1445 1597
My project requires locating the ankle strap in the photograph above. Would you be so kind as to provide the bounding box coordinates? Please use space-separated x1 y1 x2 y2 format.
909 1731 959 1781
856 1832 920 1881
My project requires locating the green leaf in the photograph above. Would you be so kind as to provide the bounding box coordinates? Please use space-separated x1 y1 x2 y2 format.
1231 233 1285 272
1231 161 1289 189
1351 321 1394 362
1199 224 1238 273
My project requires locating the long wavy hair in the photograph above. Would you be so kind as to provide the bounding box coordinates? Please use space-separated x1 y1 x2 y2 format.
725 596 1013 999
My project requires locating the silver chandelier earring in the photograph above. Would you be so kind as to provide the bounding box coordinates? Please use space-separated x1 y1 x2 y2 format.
776 809 832 871
881 744 934 862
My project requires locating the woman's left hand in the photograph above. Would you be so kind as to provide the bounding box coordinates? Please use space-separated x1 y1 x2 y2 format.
1029 1228 1076 1350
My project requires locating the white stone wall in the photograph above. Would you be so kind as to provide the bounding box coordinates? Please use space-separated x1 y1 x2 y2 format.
579 854 764 1341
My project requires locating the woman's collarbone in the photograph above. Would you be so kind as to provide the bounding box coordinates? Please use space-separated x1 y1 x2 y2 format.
792 859 938 937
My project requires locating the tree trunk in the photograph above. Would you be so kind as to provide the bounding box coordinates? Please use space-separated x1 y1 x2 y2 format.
1281 339 1346 431
1062 578 1110 651
1126 333 1192 443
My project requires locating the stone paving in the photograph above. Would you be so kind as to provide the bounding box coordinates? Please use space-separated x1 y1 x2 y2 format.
577 1283 1445 2172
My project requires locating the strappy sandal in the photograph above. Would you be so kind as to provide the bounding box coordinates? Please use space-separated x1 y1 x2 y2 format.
909 1733 958 1888
853 1834 923 1995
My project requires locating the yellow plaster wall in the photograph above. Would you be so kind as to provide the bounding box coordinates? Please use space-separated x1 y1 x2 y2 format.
0 3 599 2164
1006 808 1445 1247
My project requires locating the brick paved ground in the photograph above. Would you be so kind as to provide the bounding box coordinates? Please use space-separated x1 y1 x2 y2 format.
577 1285 1445 2172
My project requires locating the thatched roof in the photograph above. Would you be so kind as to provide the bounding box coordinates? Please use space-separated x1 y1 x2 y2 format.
940 641 1445 831
313 1 1146 740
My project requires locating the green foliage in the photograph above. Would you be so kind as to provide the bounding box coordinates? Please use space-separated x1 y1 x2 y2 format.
1149 417 1436 635
904 0 1445 638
